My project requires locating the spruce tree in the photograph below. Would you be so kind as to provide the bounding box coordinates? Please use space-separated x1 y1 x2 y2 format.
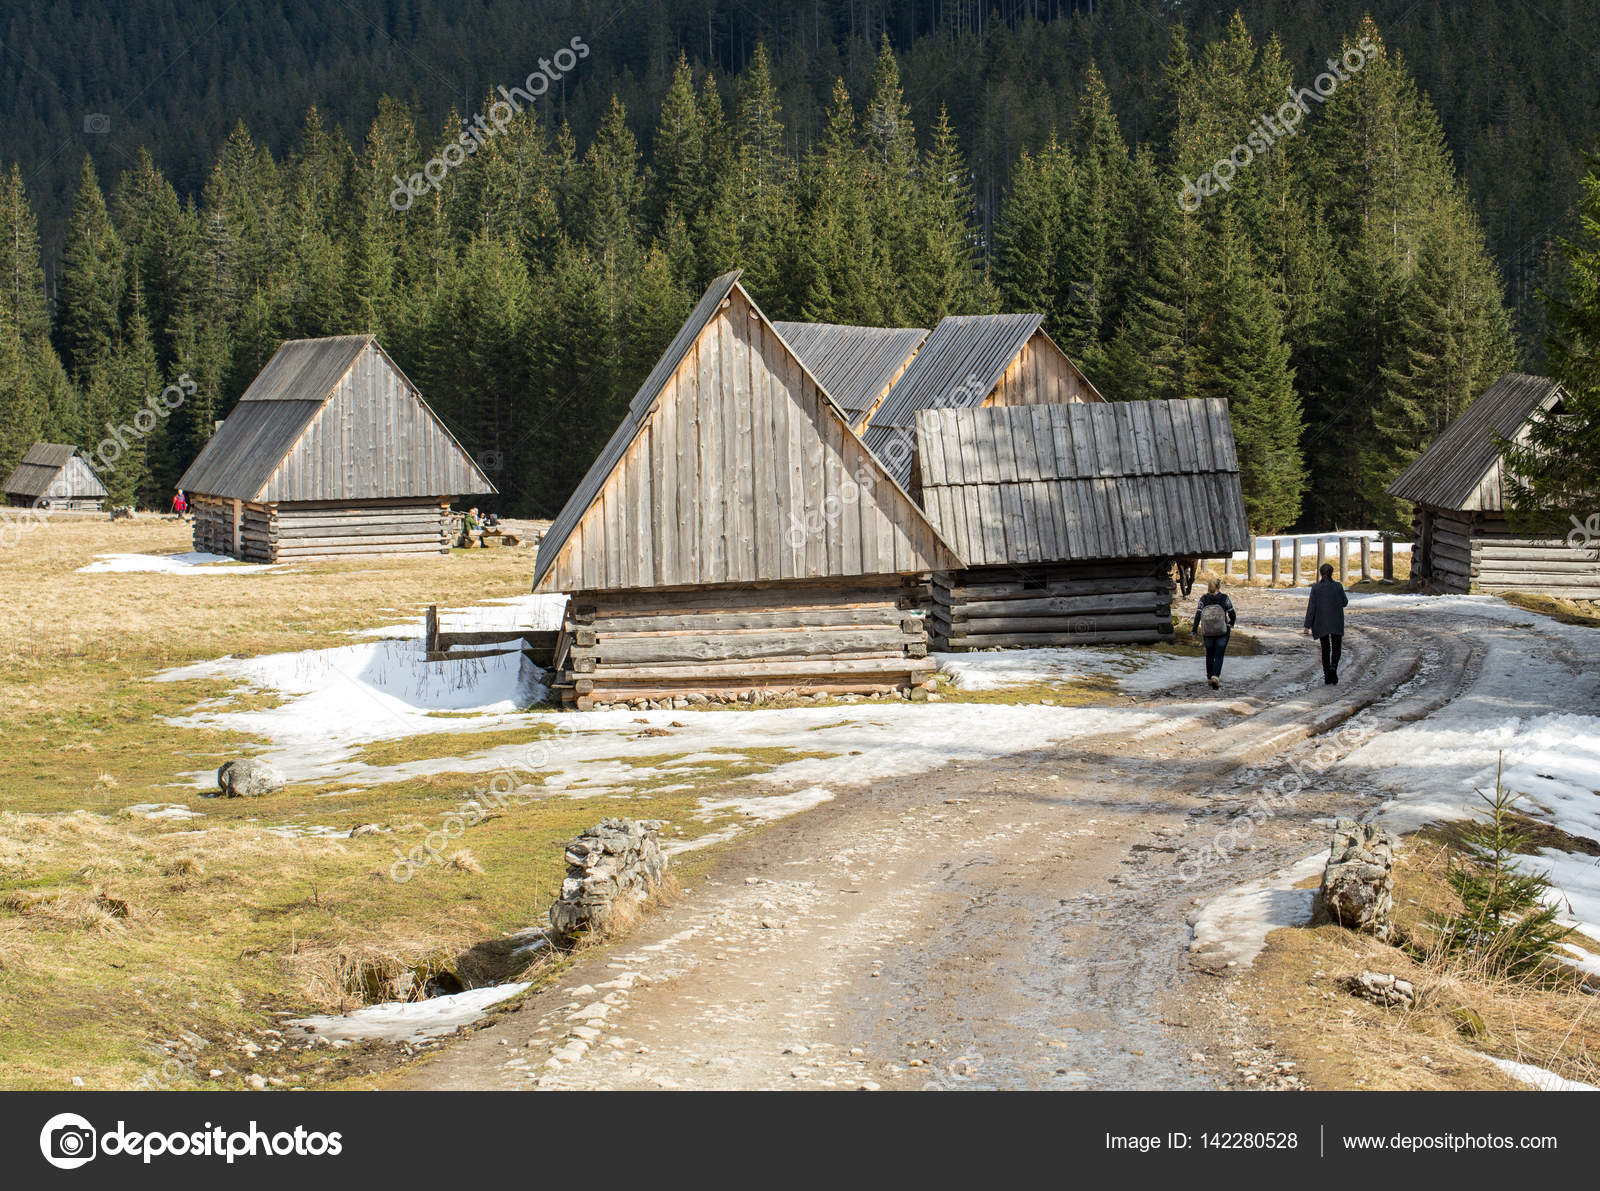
1434 757 1571 977
57 156 126 380
1505 143 1600 514
1192 211 1306 532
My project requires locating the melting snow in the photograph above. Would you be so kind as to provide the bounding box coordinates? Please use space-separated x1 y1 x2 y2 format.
1485 1056 1598 1092
78 552 280 575
289 981 531 1043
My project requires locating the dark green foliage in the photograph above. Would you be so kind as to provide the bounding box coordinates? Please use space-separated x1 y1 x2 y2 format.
1433 758 1571 978
1504 147 1600 518
0 8 1544 527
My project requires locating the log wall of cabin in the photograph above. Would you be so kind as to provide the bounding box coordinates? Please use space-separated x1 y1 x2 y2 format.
929 561 1176 650
550 578 934 709
191 496 450 561
1419 506 1600 598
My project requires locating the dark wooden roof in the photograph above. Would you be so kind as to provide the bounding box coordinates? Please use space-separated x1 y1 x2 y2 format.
3 443 108 500
771 322 928 416
1386 372 1563 513
532 274 959 594
915 399 1250 565
178 335 495 503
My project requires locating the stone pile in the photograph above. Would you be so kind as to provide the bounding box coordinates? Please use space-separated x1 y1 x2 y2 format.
548 819 668 937
589 689 922 712
1341 970 1417 1009
1319 819 1398 941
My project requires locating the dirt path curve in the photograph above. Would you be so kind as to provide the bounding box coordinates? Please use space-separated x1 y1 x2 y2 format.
397 589 1490 1091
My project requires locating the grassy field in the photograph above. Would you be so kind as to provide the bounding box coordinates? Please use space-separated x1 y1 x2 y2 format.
0 517 808 1090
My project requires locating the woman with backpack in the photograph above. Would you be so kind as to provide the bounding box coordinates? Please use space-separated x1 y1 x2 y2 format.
1192 579 1237 690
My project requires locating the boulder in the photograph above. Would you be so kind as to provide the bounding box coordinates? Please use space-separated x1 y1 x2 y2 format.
1319 819 1398 941
216 758 286 798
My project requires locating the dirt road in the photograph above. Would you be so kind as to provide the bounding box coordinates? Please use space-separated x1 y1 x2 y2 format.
398 589 1493 1090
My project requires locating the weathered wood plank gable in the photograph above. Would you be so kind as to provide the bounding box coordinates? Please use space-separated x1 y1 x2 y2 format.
534 279 959 594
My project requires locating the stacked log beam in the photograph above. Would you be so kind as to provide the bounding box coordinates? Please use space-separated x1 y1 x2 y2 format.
552 579 934 710
930 561 1175 650
1424 509 1600 598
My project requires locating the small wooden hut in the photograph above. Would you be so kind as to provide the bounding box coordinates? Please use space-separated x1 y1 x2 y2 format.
4 443 108 510
533 271 961 709
178 335 494 562
861 313 1103 489
772 321 928 433
914 399 1250 648
1387 372 1600 597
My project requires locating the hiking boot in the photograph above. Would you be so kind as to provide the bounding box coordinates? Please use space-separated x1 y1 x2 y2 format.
1209 676 1219 689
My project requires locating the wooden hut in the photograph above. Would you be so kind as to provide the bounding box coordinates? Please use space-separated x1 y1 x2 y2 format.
4 444 108 510
914 399 1250 648
772 322 928 433
861 313 1104 489
178 335 494 562
533 271 961 710
1387 372 1600 597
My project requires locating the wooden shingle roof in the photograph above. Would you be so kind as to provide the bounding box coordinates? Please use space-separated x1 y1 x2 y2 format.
771 322 928 417
1386 373 1564 513
3 443 108 500
860 314 1104 488
178 335 495 503
915 399 1249 565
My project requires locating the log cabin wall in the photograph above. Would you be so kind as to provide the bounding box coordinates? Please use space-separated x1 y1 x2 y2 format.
551 578 933 710
929 562 1176 649
1420 506 1600 598
271 499 452 561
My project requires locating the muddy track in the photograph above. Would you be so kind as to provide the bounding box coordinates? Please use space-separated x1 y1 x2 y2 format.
396 592 1499 1091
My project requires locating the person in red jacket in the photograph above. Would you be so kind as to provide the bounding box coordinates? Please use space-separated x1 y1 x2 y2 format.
172 490 188 520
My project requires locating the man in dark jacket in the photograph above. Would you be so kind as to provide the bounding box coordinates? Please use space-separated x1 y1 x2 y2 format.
1192 580 1237 690
1305 563 1349 684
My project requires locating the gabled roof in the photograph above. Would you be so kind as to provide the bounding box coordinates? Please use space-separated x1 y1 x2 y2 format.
533 273 960 593
3 443 108 500
772 322 928 417
1386 373 1564 513
861 313 1104 488
915 399 1249 566
178 335 495 503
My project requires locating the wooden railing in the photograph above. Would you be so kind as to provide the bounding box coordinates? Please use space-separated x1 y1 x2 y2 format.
1219 533 1400 586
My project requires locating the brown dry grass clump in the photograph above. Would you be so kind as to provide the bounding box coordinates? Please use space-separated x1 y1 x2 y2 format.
1235 836 1600 1090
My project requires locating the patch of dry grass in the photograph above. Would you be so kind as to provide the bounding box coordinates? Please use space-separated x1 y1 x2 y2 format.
1496 591 1600 628
1237 835 1600 1090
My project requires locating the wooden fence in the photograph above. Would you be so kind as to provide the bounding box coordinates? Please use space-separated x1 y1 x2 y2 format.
424 604 558 667
1218 534 1398 586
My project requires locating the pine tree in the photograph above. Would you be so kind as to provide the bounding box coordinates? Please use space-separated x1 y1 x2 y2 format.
652 55 709 236
1058 64 1131 352
906 106 984 323
1192 212 1306 532
994 140 1069 318
1433 757 1571 977
57 156 126 380
796 80 885 325
1505 143 1600 514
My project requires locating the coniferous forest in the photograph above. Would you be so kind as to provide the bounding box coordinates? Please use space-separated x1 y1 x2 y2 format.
1 1 1595 530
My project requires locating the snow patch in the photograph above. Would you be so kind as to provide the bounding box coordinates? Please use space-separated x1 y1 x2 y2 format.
1189 852 1325 969
123 803 202 820
78 552 280 575
1485 1056 1598 1092
289 981 531 1044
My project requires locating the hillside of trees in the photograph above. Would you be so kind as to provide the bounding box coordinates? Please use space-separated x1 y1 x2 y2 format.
0 2 1586 531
